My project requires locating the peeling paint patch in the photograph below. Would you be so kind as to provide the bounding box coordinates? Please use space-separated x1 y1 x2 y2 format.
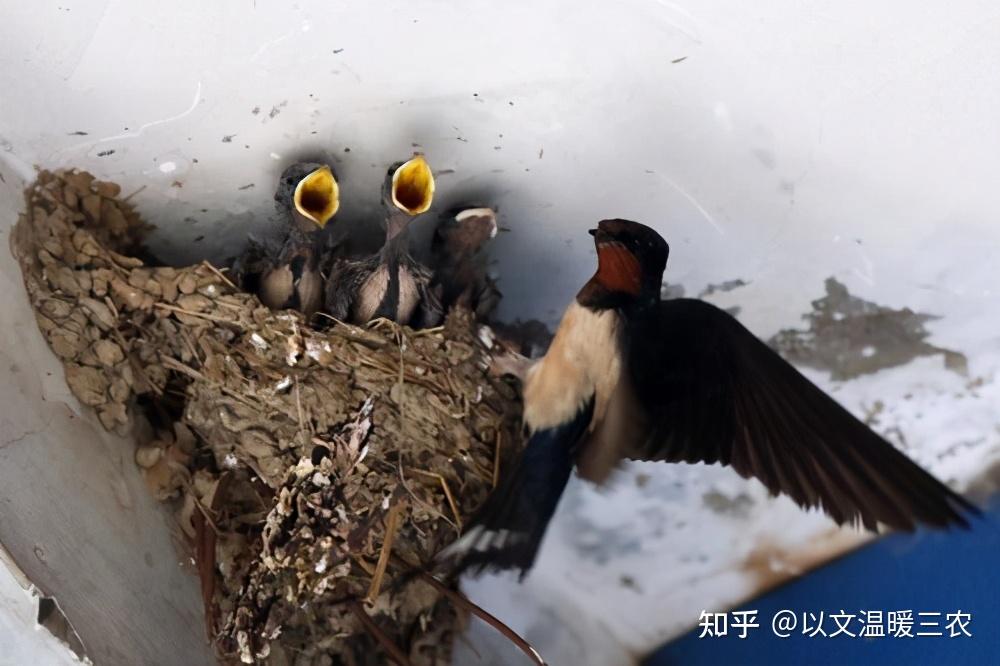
698 279 747 316
37 595 88 662
663 281 741 316
741 529 869 593
702 489 755 519
699 278 748 298
769 277 968 380
268 100 288 119
619 574 643 593
661 281 686 300
568 522 643 564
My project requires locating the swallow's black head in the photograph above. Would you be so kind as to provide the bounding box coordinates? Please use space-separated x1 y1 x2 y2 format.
589 219 669 282
579 219 668 310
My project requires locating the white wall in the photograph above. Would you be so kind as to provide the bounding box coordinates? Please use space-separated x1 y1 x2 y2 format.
0 547 79 666
0 164 214 664
2 1 999 664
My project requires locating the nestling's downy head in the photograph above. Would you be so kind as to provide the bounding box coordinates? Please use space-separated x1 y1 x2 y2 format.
274 162 340 230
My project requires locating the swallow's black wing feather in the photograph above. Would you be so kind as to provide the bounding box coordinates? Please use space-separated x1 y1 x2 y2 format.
437 396 594 578
625 298 977 531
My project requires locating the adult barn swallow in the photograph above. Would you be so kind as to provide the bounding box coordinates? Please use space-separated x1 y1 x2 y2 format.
233 163 339 319
441 219 978 576
324 155 442 327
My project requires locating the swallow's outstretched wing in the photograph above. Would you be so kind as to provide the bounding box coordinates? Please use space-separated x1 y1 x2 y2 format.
625 298 978 531
437 397 594 577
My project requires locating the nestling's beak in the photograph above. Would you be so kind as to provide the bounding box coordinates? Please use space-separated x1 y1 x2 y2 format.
391 155 435 216
293 165 339 228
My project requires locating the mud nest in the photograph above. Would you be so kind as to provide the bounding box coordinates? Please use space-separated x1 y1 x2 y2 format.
10 169 525 665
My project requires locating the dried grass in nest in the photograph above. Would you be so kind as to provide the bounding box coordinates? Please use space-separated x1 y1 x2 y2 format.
10 169 529 665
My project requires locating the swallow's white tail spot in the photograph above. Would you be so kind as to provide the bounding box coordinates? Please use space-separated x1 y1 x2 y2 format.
437 525 527 562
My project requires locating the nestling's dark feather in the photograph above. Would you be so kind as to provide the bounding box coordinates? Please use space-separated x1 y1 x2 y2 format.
324 256 380 323
430 207 501 319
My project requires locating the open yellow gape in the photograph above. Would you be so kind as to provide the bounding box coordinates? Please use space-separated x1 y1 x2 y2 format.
391 154 435 215
293 165 340 227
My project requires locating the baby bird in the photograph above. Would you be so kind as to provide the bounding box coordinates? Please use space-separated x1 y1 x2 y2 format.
324 155 442 327
430 206 502 321
233 163 339 319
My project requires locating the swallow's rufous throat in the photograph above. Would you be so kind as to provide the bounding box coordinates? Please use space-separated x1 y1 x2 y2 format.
440 219 979 576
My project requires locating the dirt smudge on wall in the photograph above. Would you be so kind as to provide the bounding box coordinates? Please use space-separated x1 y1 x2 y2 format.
769 277 967 381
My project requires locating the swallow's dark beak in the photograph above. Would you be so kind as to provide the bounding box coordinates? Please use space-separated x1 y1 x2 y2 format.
590 226 616 246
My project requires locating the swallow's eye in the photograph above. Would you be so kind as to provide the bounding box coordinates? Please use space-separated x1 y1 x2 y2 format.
286 177 294 184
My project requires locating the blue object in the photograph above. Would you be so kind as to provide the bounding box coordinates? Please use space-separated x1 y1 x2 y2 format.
646 496 999 666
